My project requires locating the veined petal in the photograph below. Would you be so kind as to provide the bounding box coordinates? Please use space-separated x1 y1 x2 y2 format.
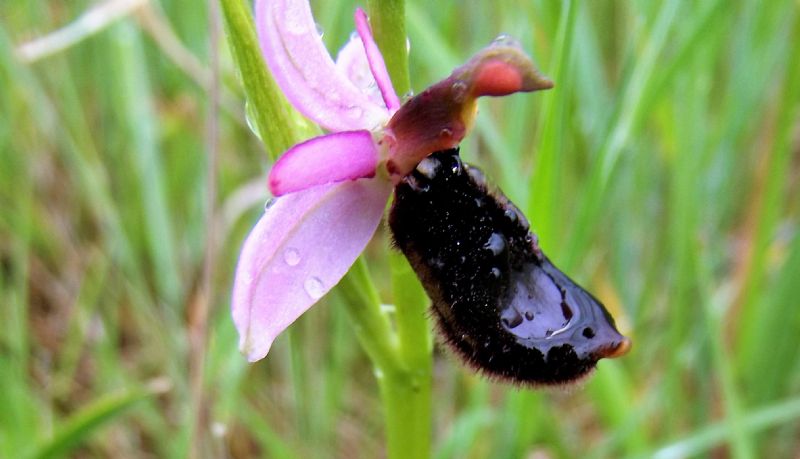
336 34 385 107
268 131 379 196
256 0 388 131
354 8 400 112
232 178 392 362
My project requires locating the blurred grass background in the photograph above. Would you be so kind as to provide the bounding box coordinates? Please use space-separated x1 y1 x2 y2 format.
2 0 800 457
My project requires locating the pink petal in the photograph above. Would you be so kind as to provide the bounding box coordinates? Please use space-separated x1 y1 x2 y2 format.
268 131 379 196
354 8 401 112
335 34 386 107
255 0 388 131
232 178 392 362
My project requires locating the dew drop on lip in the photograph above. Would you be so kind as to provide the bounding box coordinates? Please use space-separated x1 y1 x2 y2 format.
389 149 630 386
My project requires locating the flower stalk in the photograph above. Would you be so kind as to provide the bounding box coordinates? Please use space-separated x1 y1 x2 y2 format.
221 0 432 456
365 1 433 456
366 0 410 96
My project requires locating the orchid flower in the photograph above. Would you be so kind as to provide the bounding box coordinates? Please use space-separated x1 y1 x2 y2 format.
232 0 554 362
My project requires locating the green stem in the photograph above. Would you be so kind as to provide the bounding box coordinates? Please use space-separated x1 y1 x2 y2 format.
366 0 411 96
340 254 431 459
336 258 401 372
367 0 432 456
378 367 431 459
391 252 432 370
221 0 431 456
386 251 432 459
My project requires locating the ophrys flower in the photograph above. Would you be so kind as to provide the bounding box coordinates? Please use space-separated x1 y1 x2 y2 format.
232 0 553 362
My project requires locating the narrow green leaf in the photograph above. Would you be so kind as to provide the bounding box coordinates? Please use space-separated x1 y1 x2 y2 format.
28 381 169 459
635 397 800 459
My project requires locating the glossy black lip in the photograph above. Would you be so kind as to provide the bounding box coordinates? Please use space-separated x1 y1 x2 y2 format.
389 148 630 386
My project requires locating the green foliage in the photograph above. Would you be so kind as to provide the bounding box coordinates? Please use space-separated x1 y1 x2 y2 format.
1 0 798 457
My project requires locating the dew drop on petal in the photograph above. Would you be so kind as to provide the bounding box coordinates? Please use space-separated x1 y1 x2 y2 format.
304 277 325 299
283 248 301 266
346 106 364 119
264 198 276 211
314 22 324 38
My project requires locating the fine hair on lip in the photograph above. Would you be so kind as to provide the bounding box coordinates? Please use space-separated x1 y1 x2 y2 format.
389 149 630 386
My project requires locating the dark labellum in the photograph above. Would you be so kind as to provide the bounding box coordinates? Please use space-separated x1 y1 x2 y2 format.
389 149 630 386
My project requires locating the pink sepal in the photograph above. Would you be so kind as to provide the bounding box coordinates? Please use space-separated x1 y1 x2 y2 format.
232 178 391 362
255 0 388 131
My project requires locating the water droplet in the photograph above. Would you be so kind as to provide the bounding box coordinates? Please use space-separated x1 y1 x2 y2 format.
402 90 414 101
211 422 227 438
451 81 468 102
416 157 440 179
345 106 363 119
490 267 501 278
407 176 430 193
362 81 380 100
304 277 325 299
483 233 506 255
314 22 324 38
467 167 485 186
439 127 453 138
492 34 520 48
524 311 535 321
428 257 445 269
450 155 463 175
264 198 276 211
545 329 554 338
244 100 262 141
504 208 518 223
283 248 300 266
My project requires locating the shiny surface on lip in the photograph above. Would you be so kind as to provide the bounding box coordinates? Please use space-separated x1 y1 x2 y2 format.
389 149 630 385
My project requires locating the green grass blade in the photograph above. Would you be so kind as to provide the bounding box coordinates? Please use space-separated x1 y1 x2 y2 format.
27 381 169 459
